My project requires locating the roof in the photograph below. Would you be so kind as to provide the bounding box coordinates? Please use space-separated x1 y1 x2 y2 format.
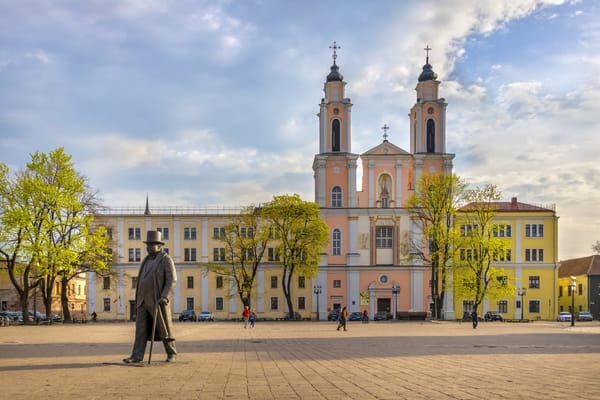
459 197 555 213
361 140 411 157
558 255 600 277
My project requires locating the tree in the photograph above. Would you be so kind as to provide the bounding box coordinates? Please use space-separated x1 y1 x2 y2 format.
592 240 600 255
452 185 514 316
407 173 467 319
0 148 109 323
261 194 329 317
211 205 271 309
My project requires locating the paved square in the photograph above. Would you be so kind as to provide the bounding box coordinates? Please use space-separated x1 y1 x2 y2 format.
1 320 599 399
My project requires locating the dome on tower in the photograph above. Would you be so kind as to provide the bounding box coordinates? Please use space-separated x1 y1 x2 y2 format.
327 64 344 82
418 61 437 82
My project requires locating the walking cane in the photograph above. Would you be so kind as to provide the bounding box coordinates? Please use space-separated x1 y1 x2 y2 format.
148 302 159 365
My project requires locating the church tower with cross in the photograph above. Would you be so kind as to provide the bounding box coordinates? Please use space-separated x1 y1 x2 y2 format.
312 43 455 320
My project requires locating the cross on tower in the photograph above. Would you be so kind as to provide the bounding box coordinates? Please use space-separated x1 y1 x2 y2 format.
330 41 341 65
424 44 432 64
381 124 389 141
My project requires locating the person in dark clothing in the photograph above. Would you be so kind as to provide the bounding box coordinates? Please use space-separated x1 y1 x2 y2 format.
471 309 478 329
336 306 347 331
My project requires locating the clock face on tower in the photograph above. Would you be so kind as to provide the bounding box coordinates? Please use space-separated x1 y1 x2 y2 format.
427 107 434 114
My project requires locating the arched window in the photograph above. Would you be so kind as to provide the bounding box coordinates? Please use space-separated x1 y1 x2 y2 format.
427 119 435 153
378 174 392 208
331 186 342 208
332 119 341 152
332 228 341 256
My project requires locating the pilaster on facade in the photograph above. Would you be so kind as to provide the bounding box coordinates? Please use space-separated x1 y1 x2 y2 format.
117 218 124 263
368 160 375 207
202 269 209 311
395 160 403 206
117 268 125 315
201 217 209 263
410 269 424 312
174 269 181 312
173 218 181 263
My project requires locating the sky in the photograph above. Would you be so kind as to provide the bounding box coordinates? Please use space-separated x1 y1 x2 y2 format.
1 0 598 261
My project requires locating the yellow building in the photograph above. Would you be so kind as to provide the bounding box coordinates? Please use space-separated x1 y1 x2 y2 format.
452 197 559 320
557 255 600 318
90 208 313 321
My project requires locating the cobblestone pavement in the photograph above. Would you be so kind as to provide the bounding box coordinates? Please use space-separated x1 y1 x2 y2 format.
1 320 599 399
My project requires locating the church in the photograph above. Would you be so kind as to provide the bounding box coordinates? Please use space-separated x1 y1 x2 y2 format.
91 44 559 322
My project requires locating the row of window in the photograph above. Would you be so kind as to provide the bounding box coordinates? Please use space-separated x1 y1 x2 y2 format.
102 275 309 291
459 248 543 262
460 223 544 238
558 283 584 297
121 226 252 242
463 299 542 313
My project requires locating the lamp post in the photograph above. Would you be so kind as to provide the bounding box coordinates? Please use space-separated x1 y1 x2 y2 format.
570 276 577 327
392 285 400 321
313 284 322 321
517 288 526 321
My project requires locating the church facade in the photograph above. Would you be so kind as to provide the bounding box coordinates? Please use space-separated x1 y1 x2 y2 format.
90 47 559 322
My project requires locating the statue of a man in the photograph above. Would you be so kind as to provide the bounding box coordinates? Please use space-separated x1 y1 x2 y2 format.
123 230 177 363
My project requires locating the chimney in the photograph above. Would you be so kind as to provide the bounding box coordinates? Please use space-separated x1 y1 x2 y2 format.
511 197 517 207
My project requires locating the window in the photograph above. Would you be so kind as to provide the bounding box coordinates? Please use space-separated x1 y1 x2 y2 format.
459 248 476 261
528 300 540 313
426 119 435 153
213 227 225 239
578 283 583 295
157 227 169 240
184 248 197 262
333 280 341 288
128 248 141 262
240 227 254 238
568 284 573 296
215 297 224 311
244 248 254 260
332 186 342 208
528 276 540 289
184 227 197 240
106 228 113 241
216 276 223 289
298 276 305 289
268 247 280 261
132 277 137 289
376 226 393 249
271 276 278 289
332 229 341 256
186 297 194 310
492 223 512 238
525 223 544 238
187 276 194 289
103 298 111 312
525 248 544 262
213 248 225 262
462 300 475 314
270 296 279 310
103 276 110 290
498 300 508 313
128 227 141 240
332 119 341 152
496 276 508 286
298 296 306 310
493 249 512 262
559 286 563 297
269 227 280 239
460 224 478 237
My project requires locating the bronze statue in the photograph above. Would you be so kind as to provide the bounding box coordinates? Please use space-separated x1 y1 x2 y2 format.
123 230 177 364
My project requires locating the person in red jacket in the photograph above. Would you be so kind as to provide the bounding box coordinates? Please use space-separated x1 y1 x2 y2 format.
242 306 250 328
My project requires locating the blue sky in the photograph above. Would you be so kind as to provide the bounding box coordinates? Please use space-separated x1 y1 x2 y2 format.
1 0 598 260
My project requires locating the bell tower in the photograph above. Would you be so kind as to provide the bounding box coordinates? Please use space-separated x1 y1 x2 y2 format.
313 42 358 208
409 45 453 177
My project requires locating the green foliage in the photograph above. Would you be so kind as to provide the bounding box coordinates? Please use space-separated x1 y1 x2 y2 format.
261 194 329 314
451 184 514 311
0 147 109 322
209 205 271 307
407 173 467 318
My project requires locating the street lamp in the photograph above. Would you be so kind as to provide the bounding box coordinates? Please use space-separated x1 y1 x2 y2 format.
570 276 577 327
517 288 526 321
313 284 322 321
392 285 400 320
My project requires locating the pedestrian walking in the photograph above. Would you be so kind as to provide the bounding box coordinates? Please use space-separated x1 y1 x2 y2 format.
243 306 250 328
250 310 256 328
471 309 478 329
362 309 368 323
336 306 347 331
